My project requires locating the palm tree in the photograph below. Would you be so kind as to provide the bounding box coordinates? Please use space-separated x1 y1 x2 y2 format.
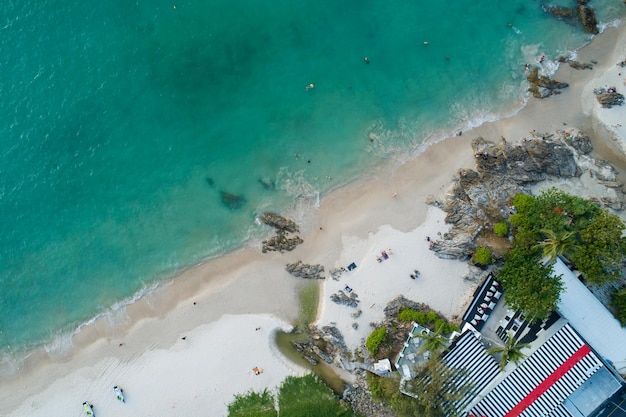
486 331 530 370
415 323 449 355
535 228 577 261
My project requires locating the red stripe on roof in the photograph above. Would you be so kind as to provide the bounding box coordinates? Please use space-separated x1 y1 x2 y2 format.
503 344 591 417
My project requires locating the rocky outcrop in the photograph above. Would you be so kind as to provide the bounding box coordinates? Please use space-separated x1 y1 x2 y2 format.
544 5 575 20
578 4 599 35
428 130 624 260
527 67 569 98
568 60 594 70
382 295 431 319
259 212 303 253
543 1 597 34
292 325 348 367
285 261 325 279
259 212 299 233
262 233 303 253
330 290 360 307
342 370 396 417
595 90 625 108
219 191 246 210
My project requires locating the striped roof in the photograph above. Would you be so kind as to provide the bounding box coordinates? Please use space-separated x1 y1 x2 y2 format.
441 330 500 414
469 323 604 417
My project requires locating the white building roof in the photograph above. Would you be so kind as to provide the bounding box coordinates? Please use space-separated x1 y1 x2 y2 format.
470 323 621 417
553 257 626 373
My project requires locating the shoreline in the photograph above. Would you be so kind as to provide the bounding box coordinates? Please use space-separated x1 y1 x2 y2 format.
2 22 626 417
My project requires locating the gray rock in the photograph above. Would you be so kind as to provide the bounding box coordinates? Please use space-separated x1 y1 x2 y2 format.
596 91 624 108
429 130 625 259
285 261 325 279
527 67 569 99
259 212 303 253
578 4 599 35
259 212 299 233
330 290 360 307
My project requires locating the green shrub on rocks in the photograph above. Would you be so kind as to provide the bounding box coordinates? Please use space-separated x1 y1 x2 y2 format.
472 246 495 266
494 221 509 237
397 308 459 335
398 308 425 323
365 327 387 356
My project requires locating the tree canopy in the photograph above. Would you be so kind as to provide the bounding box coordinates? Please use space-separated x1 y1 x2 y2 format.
486 331 530 370
403 357 470 417
500 189 626 320
497 247 563 321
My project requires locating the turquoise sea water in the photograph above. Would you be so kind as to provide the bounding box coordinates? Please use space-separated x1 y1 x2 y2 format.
1 0 624 363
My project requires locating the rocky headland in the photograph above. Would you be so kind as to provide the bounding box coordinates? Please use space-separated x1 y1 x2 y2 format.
297 129 625 415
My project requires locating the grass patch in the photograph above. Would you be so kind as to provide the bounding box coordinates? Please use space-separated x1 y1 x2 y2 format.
227 374 363 417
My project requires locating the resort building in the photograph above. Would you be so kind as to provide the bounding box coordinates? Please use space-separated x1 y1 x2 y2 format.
396 260 626 417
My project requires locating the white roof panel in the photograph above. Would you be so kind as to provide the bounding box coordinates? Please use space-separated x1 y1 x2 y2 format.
553 257 626 373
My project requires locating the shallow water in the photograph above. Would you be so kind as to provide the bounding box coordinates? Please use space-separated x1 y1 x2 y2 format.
0 0 624 359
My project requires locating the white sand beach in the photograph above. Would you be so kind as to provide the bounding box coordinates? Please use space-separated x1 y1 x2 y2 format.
7 314 304 417
315 206 472 351
2 24 626 417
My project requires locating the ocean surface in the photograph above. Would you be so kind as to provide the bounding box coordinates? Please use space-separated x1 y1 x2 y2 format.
1 0 624 365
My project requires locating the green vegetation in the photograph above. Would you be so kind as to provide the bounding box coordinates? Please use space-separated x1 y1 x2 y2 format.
227 374 362 417
397 308 459 335
367 373 417 416
367 362 468 417
500 188 626 320
611 287 626 326
228 390 277 417
494 221 509 237
497 246 563 321
472 246 495 266
486 331 530 370
365 326 387 356
415 323 449 355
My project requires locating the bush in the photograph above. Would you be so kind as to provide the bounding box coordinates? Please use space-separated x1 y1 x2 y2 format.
425 311 438 323
472 246 495 266
398 308 425 324
228 390 277 417
494 221 509 237
511 193 535 213
365 327 387 356
611 288 626 326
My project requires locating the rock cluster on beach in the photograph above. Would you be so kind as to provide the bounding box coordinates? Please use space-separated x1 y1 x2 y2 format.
259 212 303 253
427 131 624 260
285 261 325 279
330 290 360 308
594 88 625 108
526 67 569 98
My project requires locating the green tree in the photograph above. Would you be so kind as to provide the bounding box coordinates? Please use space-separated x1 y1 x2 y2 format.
486 331 530 370
403 357 470 417
497 247 563 321
277 374 360 417
415 323 449 355
228 390 277 417
570 210 626 284
535 228 577 261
